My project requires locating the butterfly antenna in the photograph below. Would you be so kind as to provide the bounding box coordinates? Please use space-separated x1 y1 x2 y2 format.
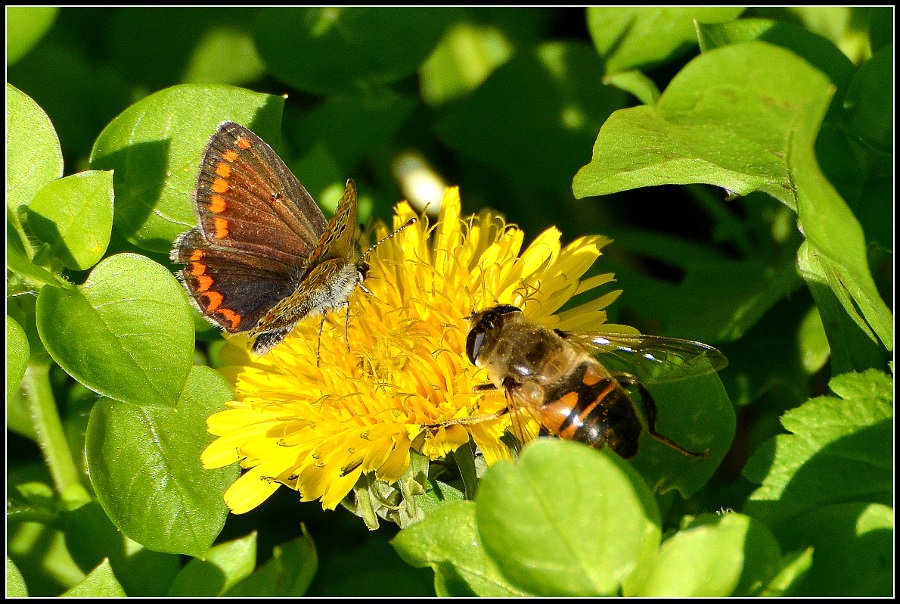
361 217 418 263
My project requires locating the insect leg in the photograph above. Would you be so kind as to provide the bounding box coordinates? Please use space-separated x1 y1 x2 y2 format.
615 373 709 459
343 300 352 353
316 313 327 367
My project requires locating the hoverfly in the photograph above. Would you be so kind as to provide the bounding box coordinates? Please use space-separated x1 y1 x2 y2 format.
463 305 728 459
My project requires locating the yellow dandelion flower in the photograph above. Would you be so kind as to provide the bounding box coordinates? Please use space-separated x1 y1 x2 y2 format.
201 187 626 513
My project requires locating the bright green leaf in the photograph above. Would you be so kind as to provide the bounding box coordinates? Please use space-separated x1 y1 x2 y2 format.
587 7 745 74
635 513 781 596
6 558 28 597
6 83 63 231
695 19 854 91
61 559 126 597
6 7 58 65
744 370 893 524
7 316 29 399
391 501 530 597
27 170 114 271
254 7 454 95
603 69 661 105
476 440 660 596
84 365 236 557
169 532 257 596
574 42 832 209
36 253 194 407
89 84 284 253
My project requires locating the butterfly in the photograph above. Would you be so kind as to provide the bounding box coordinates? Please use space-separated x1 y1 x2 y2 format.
171 121 367 362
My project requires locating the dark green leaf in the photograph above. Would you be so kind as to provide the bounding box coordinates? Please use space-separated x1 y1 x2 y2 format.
254 7 454 95
224 529 317 597
169 532 257 596
778 502 893 597
84 365 236 557
36 253 194 407
437 41 630 190
842 45 893 154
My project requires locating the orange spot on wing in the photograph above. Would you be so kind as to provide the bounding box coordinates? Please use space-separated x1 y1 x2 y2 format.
209 195 227 213
196 275 213 292
204 291 223 311
222 149 239 162
189 261 206 276
212 178 230 193
215 162 231 178
219 308 242 330
214 217 228 239
236 137 252 150
189 249 204 262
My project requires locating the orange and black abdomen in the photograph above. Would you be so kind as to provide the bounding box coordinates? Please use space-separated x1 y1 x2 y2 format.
537 360 643 459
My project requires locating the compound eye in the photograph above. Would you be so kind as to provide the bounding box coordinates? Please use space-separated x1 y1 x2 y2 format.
465 327 486 366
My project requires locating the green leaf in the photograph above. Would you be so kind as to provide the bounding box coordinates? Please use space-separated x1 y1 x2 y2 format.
26 170 114 271
62 501 182 597
169 532 257 596
475 440 660 596
84 365 237 557
6 6 58 65
7 316 30 399
586 7 745 74
603 69 661 105
6 83 63 230
223 529 317 597
635 513 782 596
573 42 832 209
629 372 735 498
779 502 893 597
788 65 892 355
419 20 513 106
36 253 194 407
107 8 265 89
6 558 28 597
744 370 893 524
254 7 454 95
759 547 814 597
89 84 284 253
695 19 855 92
437 41 630 190
391 501 530 597
842 44 892 154
61 559 126 597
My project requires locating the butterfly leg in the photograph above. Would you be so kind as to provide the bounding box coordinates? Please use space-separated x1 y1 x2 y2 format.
615 373 708 459
343 301 352 353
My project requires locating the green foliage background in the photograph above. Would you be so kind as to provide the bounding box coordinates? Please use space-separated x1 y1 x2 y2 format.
6 7 893 597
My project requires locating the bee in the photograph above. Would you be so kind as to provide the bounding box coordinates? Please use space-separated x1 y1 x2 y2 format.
464 304 728 459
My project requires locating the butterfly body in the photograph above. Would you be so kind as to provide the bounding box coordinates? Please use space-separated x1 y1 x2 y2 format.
171 121 362 357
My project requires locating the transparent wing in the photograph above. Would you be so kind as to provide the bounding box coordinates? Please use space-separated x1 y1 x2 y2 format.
561 331 728 384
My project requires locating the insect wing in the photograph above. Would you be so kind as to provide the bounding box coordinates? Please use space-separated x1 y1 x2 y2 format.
171 121 329 334
562 331 728 384
192 121 328 263
307 178 359 266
